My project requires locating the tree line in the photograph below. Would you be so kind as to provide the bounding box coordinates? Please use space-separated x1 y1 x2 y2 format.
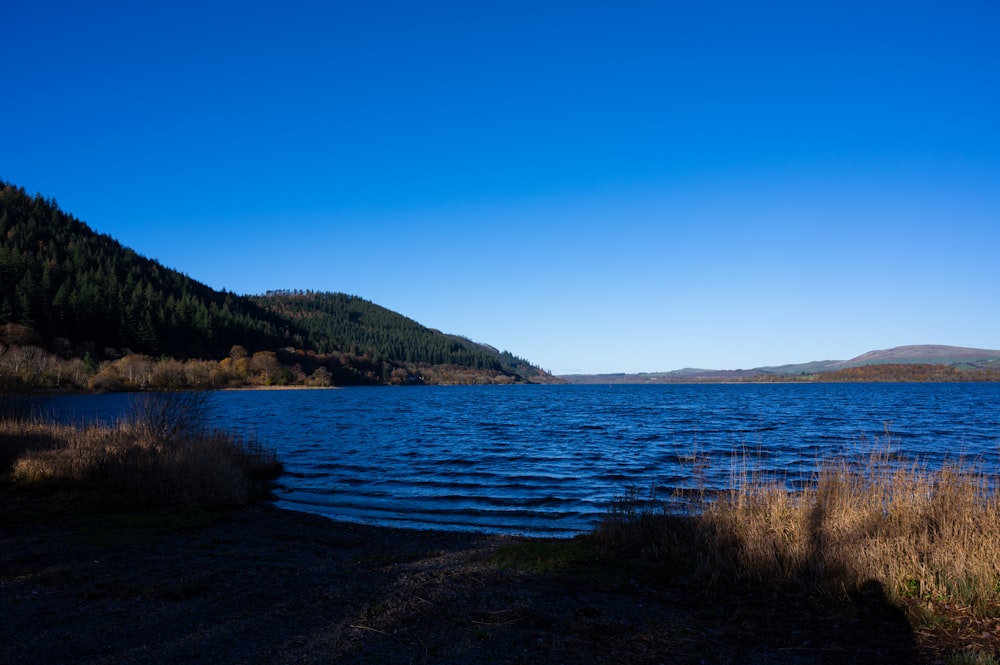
809 363 1000 383
0 333 542 392
251 290 540 375
0 181 551 389
0 183 292 359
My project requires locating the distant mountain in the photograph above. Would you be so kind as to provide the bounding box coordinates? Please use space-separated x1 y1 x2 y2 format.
559 368 763 385
0 180 552 386
560 345 1000 384
757 345 1000 375
833 345 1000 369
748 360 844 375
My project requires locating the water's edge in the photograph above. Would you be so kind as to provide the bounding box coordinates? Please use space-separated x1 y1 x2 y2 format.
39 383 1000 536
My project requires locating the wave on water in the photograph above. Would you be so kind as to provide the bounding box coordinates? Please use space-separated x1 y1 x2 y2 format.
37 383 1000 536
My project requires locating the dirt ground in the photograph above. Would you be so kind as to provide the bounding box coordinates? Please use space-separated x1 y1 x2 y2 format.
1 499 993 664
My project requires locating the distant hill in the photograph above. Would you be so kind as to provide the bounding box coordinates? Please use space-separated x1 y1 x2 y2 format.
832 345 1000 370
0 180 552 387
559 369 763 385
560 345 1000 384
755 345 1000 375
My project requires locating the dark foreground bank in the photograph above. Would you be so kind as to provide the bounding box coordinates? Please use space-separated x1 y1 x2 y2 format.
3 403 999 663
5 499 994 665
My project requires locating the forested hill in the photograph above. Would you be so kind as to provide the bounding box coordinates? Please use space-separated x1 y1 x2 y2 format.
251 291 542 378
0 181 551 387
0 182 293 359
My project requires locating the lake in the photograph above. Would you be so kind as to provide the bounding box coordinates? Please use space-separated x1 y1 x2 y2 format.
39 383 1000 536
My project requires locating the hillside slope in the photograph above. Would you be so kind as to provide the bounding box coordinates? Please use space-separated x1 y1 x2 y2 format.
0 181 550 386
251 290 546 380
833 345 1000 369
0 182 290 359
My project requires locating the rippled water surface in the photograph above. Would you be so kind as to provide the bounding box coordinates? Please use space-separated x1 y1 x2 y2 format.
42 383 1000 536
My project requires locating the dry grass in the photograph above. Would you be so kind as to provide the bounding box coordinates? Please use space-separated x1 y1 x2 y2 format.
0 392 281 509
597 441 1000 615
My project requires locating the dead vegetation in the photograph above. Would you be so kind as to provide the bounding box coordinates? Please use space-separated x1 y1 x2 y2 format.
0 391 280 509
594 433 1000 661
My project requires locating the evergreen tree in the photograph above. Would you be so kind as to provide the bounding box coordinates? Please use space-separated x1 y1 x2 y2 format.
0 179 551 384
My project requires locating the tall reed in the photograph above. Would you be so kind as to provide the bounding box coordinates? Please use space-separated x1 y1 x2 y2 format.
597 439 1000 613
0 392 280 509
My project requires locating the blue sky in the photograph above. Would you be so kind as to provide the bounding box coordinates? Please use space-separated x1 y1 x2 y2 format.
4 1 998 374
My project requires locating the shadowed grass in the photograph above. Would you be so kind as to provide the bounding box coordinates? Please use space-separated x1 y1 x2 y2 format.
947 650 1000 665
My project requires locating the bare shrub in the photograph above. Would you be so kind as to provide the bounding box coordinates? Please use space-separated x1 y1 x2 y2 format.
96 428 253 508
126 391 210 442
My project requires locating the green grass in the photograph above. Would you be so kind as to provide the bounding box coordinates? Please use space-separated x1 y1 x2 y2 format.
491 538 597 575
491 534 681 589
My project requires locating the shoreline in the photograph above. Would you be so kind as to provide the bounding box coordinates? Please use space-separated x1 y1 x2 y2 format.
218 384 340 391
1 498 961 663
8 376 1000 400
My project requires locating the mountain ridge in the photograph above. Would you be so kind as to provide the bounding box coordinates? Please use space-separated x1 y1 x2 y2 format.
560 345 1000 384
758 345 1000 375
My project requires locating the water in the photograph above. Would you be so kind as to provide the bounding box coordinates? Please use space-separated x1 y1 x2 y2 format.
38 383 1000 536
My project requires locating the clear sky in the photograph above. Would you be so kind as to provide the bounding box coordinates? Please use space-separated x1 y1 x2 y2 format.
4 1 998 374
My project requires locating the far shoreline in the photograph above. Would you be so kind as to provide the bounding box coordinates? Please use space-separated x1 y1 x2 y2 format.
218 384 340 391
